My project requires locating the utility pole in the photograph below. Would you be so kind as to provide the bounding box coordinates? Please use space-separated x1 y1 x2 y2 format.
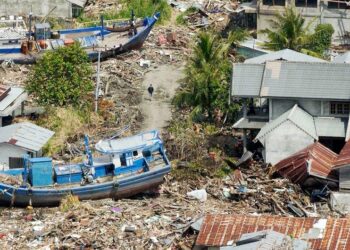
95 51 101 113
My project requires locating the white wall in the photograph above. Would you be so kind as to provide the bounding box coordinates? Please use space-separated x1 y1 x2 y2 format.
271 99 323 119
257 3 350 44
0 143 28 169
264 120 315 164
0 0 72 18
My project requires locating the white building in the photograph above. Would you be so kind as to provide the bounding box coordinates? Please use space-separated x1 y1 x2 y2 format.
0 86 28 127
0 122 54 169
232 50 350 164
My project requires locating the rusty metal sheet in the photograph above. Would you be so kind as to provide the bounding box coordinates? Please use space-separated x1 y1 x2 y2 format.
334 140 350 169
196 214 350 249
0 85 10 102
274 142 338 184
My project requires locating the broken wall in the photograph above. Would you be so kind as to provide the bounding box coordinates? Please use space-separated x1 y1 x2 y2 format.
264 120 315 164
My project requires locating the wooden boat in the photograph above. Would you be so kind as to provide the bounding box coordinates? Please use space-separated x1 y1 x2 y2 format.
105 20 143 32
0 12 160 64
0 130 170 207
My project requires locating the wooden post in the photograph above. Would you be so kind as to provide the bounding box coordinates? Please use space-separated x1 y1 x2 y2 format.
95 51 101 113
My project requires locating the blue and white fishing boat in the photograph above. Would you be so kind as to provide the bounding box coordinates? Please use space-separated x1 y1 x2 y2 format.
0 130 170 207
0 12 160 64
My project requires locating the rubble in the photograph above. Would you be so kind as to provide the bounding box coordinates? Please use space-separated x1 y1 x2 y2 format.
0 159 341 248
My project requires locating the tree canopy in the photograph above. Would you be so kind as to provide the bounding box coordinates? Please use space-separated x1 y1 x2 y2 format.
173 29 248 122
26 43 94 108
261 7 334 57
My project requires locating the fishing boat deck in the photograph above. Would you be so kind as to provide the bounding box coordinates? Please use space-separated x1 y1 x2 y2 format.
0 25 147 62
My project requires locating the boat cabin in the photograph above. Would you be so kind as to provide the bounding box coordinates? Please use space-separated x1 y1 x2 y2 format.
18 132 166 187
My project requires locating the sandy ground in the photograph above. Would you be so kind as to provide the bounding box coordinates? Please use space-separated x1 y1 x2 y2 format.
140 64 184 132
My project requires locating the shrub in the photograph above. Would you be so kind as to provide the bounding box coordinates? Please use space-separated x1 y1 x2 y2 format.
26 43 93 108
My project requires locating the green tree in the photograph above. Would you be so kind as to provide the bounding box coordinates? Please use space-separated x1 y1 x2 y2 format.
173 29 248 121
306 23 334 55
261 7 312 51
26 43 94 107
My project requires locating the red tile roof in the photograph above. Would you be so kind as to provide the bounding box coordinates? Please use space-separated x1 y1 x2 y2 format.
334 140 350 169
196 214 350 249
274 142 339 184
0 85 10 102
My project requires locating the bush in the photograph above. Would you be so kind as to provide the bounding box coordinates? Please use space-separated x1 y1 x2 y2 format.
78 0 171 24
26 43 93 108
307 23 334 55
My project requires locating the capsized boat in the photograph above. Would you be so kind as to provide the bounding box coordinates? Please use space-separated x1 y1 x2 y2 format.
0 130 170 207
0 12 160 64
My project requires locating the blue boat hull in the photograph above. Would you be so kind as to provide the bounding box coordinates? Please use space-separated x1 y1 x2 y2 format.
88 16 157 62
0 165 170 207
0 13 159 64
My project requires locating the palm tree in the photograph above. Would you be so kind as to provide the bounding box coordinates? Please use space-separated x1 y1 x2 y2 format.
173 30 248 121
261 7 312 51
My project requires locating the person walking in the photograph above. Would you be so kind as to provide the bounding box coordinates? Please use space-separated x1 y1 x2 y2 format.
147 84 154 100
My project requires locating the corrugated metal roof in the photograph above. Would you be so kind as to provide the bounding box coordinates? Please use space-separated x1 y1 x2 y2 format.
315 117 347 138
333 51 350 63
231 64 264 97
255 105 317 143
334 140 350 169
232 62 350 100
0 85 10 101
0 122 54 152
196 214 350 249
274 142 339 184
261 61 350 100
0 86 27 116
245 49 326 64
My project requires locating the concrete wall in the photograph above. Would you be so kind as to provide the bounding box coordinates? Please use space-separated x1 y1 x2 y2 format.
264 120 315 164
257 1 350 44
0 0 72 18
0 143 28 169
270 99 349 119
271 98 323 119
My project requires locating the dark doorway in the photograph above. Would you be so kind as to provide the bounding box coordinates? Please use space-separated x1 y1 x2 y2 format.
9 157 24 169
319 137 346 154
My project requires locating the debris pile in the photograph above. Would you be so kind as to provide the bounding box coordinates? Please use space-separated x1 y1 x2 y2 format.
170 0 244 31
84 0 123 17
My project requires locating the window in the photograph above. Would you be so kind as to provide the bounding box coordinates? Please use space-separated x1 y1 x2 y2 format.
72 4 83 18
328 0 350 9
330 102 350 114
295 0 317 7
263 0 285 6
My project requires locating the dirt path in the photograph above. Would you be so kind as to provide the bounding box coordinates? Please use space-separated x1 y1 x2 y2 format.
140 64 184 132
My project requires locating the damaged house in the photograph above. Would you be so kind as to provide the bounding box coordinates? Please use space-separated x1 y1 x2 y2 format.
232 58 350 165
0 85 28 127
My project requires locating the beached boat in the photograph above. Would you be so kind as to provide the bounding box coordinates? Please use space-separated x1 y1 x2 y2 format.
0 12 160 64
105 20 143 32
0 130 170 207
